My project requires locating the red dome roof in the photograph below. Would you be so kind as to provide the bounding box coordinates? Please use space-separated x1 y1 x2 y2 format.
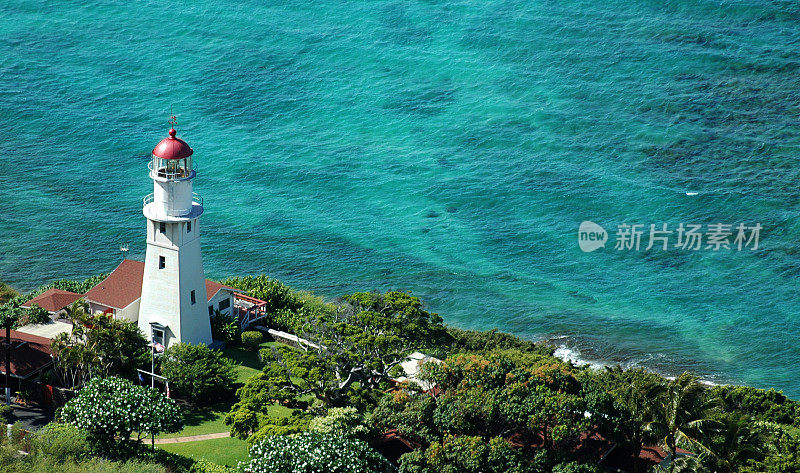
152 128 193 160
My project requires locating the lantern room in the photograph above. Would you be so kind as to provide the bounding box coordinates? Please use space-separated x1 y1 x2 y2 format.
150 128 194 180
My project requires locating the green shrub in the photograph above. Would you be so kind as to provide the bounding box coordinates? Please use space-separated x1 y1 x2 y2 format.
26 304 51 324
161 343 236 404
552 462 604 473
31 423 91 461
190 460 236 473
241 331 263 350
210 310 240 343
308 407 369 439
247 416 310 445
0 404 11 423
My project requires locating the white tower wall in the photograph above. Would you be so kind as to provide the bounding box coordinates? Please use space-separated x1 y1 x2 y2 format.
138 131 212 347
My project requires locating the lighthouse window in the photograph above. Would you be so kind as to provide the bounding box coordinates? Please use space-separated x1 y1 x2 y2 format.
187 221 192 233
159 222 166 234
191 290 196 305
159 256 165 269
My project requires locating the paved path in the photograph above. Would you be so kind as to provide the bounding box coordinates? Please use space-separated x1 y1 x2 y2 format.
153 432 230 444
7 405 53 431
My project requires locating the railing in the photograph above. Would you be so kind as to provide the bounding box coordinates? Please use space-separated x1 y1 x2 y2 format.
142 192 203 208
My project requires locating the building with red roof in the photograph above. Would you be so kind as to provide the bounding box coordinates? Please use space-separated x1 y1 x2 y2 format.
21 288 82 318
0 330 54 380
83 259 236 329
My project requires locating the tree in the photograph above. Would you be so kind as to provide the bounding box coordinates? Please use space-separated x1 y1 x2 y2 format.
398 435 535 473
371 351 597 472
704 414 765 473
260 291 448 406
161 343 235 404
239 431 395 473
587 366 665 472
645 372 719 473
51 311 149 388
58 377 182 452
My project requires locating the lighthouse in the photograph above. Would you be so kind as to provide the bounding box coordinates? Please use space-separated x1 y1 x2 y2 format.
138 121 212 347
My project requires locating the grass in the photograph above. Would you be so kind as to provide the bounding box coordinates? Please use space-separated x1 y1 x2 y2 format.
222 341 280 383
158 436 250 467
158 405 230 439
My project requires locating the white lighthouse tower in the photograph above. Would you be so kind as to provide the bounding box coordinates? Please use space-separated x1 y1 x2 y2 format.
138 120 212 347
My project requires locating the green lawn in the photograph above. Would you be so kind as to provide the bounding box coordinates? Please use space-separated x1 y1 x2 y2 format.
159 405 230 439
158 436 250 467
222 342 280 383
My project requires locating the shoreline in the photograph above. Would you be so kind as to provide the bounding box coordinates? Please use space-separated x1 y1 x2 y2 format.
547 337 722 388
0 275 787 398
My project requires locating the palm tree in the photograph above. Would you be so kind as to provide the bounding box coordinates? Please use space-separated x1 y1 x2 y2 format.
600 366 666 473
645 372 719 473
63 298 90 325
709 414 765 472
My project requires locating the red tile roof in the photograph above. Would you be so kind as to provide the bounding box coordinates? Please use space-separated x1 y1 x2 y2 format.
83 259 235 309
83 259 145 310
206 280 236 300
0 330 54 379
22 288 82 313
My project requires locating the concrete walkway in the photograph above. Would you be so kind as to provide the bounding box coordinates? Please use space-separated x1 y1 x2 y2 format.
154 432 230 444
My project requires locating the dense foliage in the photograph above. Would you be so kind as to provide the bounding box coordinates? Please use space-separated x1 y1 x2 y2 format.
0 301 52 329
0 280 17 303
227 290 450 443
8 273 799 473
239 431 395 473
161 343 236 405
370 351 608 472
218 275 332 333
712 385 800 427
58 377 183 451
52 304 149 388
30 423 92 462
308 407 369 439
210 309 240 342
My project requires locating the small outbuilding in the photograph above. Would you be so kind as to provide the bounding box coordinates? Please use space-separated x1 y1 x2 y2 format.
21 288 82 320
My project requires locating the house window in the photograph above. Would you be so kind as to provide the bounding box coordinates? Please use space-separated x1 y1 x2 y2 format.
152 328 164 346
187 221 192 233
159 222 166 234
191 290 196 305
208 305 214 316
159 256 165 269
219 298 230 311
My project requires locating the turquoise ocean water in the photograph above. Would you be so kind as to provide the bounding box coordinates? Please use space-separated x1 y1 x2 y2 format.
1 0 799 396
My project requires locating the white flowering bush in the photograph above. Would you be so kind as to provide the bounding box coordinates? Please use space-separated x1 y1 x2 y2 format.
58 377 182 450
240 431 395 473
